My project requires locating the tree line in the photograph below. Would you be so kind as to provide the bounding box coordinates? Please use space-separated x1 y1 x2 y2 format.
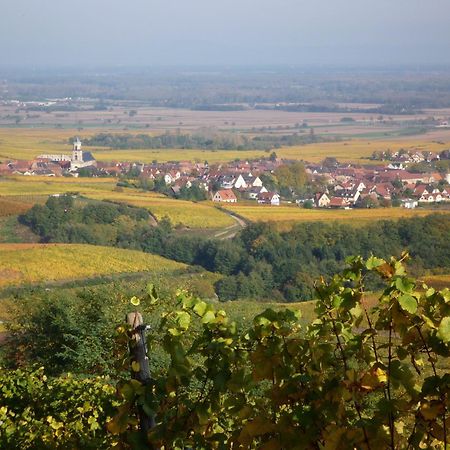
20 197 450 302
76 129 334 151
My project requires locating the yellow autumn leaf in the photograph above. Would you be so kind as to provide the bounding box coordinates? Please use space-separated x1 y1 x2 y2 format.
130 296 140 306
360 367 387 391
420 401 444 421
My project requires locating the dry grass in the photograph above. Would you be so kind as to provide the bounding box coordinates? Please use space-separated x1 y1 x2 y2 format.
0 243 186 287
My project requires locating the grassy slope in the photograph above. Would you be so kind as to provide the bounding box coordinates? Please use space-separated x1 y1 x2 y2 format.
0 243 187 287
0 216 39 243
0 177 234 229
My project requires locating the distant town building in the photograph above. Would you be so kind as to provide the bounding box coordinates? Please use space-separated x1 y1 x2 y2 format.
38 137 96 172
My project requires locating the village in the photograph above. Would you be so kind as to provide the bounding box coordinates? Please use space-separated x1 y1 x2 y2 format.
1 137 450 210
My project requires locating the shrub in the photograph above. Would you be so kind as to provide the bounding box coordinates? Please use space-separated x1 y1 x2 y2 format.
109 254 450 449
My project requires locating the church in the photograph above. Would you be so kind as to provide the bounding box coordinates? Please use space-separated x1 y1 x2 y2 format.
69 137 96 171
38 137 97 172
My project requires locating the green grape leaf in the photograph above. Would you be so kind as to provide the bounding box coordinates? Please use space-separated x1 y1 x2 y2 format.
366 256 385 270
437 317 450 342
398 294 417 314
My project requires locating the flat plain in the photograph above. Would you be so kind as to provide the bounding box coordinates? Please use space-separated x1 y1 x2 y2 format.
1 124 449 164
2 103 450 131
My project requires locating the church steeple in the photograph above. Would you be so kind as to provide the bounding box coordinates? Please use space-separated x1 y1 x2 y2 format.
72 137 83 162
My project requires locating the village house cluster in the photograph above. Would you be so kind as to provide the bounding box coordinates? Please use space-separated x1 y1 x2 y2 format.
1 138 449 209
138 157 282 205
0 138 96 176
311 169 449 209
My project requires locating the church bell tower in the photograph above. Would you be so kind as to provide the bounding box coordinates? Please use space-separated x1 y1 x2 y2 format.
72 137 83 162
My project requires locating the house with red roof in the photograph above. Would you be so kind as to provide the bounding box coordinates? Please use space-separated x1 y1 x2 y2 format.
329 197 350 208
212 190 238 203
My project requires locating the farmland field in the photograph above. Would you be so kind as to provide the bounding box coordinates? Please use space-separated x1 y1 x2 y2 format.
1 175 448 230
0 197 34 217
90 138 449 164
0 176 116 197
0 243 187 287
222 203 450 229
0 177 234 229
274 139 449 163
86 190 235 228
0 127 449 164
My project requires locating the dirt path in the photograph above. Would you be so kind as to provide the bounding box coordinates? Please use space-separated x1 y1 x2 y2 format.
213 209 247 239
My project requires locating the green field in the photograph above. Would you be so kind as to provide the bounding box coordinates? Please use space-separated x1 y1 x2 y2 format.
0 243 187 287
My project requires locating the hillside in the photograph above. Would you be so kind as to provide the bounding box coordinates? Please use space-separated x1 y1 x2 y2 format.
0 177 235 230
0 243 187 287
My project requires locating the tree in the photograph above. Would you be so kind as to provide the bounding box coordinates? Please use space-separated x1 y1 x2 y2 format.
358 195 379 208
274 162 308 193
322 156 339 169
6 290 118 375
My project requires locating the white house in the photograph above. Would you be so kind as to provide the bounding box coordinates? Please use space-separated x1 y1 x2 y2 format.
212 189 238 203
314 192 330 208
243 175 263 188
164 170 181 185
257 192 280 205
245 185 268 200
234 174 248 189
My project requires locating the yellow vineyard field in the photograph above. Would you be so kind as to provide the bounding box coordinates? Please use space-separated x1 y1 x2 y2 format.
88 189 235 228
0 197 34 217
223 204 450 230
0 128 447 164
0 176 116 197
0 177 234 228
0 243 187 287
275 139 449 163
0 128 100 161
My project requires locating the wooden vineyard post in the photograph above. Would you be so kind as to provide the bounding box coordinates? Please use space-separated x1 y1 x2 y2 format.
126 312 156 437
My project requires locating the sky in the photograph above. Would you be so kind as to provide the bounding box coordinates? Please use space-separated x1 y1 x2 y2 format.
1 0 450 67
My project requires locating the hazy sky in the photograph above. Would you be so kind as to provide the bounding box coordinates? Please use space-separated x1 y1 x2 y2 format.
2 0 450 67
